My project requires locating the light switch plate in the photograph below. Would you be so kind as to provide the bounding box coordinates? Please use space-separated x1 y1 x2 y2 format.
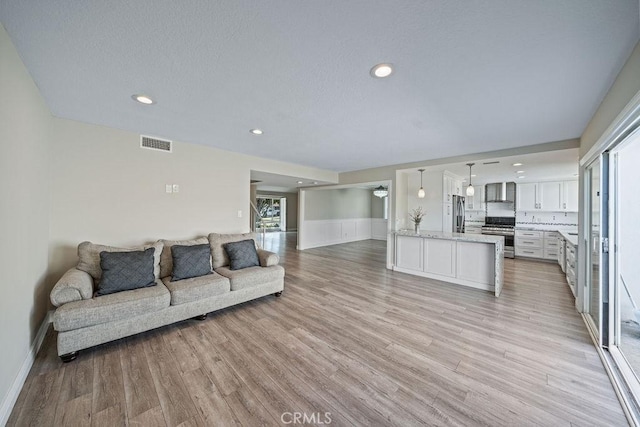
165 184 172 193
237 210 242 218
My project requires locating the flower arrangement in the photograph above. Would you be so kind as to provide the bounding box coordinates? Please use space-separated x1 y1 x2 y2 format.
409 207 425 232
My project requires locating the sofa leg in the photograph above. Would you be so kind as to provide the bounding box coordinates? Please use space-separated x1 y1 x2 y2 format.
193 314 207 321
274 291 282 297
60 352 78 363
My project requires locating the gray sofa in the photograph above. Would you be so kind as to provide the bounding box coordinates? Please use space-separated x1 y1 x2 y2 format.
49 233 284 361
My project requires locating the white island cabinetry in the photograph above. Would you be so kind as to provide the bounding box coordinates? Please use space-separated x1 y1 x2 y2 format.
394 231 504 296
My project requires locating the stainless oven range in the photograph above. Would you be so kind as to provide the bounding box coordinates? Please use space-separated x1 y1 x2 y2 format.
481 216 515 258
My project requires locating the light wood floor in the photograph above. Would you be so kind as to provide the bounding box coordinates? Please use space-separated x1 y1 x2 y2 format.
8 233 627 426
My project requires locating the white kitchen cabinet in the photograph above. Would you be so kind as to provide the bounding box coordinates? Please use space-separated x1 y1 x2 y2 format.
456 241 494 285
562 180 579 212
442 203 452 232
543 231 559 260
424 239 456 278
395 236 423 271
517 183 538 211
443 172 463 202
539 182 563 211
517 181 571 211
443 175 453 203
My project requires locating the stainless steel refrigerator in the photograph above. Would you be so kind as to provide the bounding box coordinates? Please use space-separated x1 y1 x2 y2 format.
452 195 465 233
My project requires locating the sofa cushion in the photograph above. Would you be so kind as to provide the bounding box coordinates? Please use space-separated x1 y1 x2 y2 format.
97 248 156 296
77 241 163 282
215 265 285 291
53 279 170 332
162 273 230 305
208 233 256 269
158 237 208 278
224 239 260 270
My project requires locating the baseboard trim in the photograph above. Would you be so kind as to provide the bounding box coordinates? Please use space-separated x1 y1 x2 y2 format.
0 310 53 426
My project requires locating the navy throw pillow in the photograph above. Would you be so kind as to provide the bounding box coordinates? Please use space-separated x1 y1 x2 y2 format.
98 248 156 296
223 239 260 270
171 244 213 281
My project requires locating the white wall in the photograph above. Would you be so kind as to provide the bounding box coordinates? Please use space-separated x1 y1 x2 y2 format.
371 194 386 219
406 170 444 231
299 188 388 248
0 24 52 421
581 42 640 157
49 118 337 279
304 188 372 220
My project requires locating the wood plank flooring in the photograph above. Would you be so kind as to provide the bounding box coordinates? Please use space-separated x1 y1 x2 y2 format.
8 233 627 426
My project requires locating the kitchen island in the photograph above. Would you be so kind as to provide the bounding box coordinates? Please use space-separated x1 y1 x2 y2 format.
393 230 504 296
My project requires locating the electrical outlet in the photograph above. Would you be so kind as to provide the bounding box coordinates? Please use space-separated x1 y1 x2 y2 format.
172 184 179 193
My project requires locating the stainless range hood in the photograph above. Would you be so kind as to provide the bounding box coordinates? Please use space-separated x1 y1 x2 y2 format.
485 182 516 203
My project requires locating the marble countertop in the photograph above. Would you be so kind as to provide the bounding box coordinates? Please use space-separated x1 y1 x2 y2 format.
394 230 504 245
558 230 579 246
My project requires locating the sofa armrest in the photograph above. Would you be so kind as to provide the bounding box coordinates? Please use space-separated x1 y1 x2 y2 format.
50 268 94 307
257 249 279 267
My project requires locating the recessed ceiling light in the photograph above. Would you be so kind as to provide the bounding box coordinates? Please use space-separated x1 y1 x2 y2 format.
516 170 525 174
313 181 318 185
512 163 523 167
132 94 154 105
370 63 394 78
518 176 526 179
471 174 477 177
249 129 263 135
297 181 303 184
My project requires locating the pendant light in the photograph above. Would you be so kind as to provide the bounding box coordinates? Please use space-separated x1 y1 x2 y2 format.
417 169 425 198
373 185 388 198
466 163 475 196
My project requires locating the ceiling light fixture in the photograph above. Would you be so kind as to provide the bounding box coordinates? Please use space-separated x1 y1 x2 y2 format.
516 170 525 174
249 128 263 135
417 169 425 198
373 185 388 198
518 176 526 179
466 163 475 197
512 163 523 167
297 181 303 184
370 63 394 78
313 181 318 185
132 94 154 105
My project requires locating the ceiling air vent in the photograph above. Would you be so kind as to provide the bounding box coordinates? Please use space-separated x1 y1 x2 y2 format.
140 135 172 153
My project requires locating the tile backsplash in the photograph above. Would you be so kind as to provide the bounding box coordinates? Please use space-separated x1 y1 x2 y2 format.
516 211 578 230
465 210 578 230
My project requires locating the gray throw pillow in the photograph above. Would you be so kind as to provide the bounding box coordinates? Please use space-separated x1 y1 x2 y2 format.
223 239 260 270
171 244 213 281
97 248 156 296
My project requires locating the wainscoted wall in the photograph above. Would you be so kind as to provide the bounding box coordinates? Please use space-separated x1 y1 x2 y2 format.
516 211 578 230
371 218 389 240
299 218 388 249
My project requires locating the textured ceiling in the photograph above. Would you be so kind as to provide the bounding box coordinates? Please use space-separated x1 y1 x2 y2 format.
1 1 638 172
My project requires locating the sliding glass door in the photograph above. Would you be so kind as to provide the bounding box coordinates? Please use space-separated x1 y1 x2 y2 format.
585 157 606 344
609 128 640 403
